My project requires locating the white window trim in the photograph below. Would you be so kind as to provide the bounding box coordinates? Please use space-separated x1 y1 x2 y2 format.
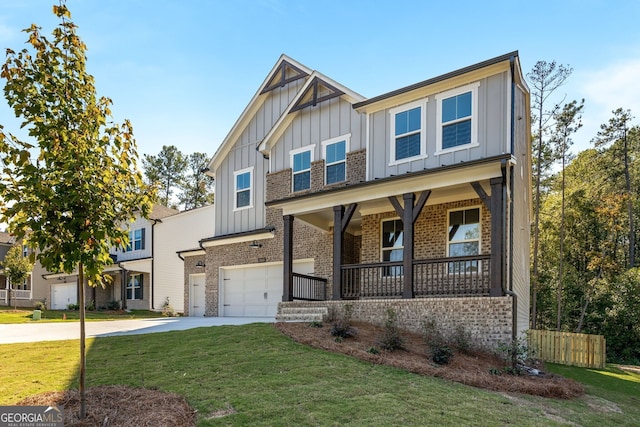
435 82 480 156
446 206 482 258
233 166 254 211
389 99 428 166
127 273 143 300
322 134 350 185
289 145 315 193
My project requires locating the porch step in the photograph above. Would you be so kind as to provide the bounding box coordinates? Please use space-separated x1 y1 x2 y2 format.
276 306 328 323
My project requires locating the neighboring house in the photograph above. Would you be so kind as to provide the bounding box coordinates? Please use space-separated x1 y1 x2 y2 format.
184 52 531 347
0 232 33 307
29 204 213 312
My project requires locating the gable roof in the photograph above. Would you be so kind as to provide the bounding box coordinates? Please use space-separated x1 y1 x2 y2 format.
206 55 313 178
0 232 14 245
150 204 180 220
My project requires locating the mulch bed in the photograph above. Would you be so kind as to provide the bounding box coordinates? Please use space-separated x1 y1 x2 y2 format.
276 321 584 399
17 385 197 427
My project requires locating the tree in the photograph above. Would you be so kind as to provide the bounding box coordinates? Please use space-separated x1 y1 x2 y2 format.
526 60 573 329
177 152 214 209
0 3 154 418
549 100 583 330
142 145 187 207
1 243 33 310
592 108 638 268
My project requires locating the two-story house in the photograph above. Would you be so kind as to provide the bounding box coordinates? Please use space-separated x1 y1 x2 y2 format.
184 52 531 347
0 231 33 307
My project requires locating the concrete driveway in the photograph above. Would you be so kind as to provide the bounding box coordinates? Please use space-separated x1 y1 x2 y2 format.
0 316 275 344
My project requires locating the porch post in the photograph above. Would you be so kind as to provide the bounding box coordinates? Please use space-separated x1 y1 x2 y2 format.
283 215 294 302
402 193 415 299
490 176 505 296
332 205 344 300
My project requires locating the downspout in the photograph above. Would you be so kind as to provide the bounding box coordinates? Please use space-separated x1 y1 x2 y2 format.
505 290 518 340
507 54 517 341
150 218 162 310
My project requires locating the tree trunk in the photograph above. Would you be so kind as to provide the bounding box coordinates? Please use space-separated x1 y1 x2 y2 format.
623 130 635 268
532 115 544 330
79 262 87 419
557 153 566 331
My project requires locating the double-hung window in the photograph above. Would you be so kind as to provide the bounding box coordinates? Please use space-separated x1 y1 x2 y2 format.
390 100 426 164
436 82 479 153
382 218 404 276
290 147 313 192
447 207 480 273
126 273 143 300
126 228 145 252
234 167 253 210
323 135 348 185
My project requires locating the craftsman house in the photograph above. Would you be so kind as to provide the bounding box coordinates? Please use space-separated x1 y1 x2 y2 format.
184 52 531 346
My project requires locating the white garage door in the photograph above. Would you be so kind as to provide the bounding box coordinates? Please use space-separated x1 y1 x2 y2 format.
51 283 77 310
221 261 314 317
189 274 206 317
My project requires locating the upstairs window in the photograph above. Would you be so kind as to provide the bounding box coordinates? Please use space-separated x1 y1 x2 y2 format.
234 168 253 210
382 218 404 277
126 228 145 252
323 135 348 185
390 100 426 164
290 147 313 192
436 82 479 153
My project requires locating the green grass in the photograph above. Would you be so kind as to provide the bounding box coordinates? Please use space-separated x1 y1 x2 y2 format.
0 306 163 323
1 324 639 426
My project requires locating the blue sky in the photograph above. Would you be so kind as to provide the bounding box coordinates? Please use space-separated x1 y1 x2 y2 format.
1 0 639 158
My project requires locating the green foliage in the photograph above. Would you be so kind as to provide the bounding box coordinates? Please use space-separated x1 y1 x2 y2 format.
177 152 215 209
422 320 453 365
0 243 33 309
376 308 405 351
33 300 46 311
452 324 473 355
366 346 380 355
142 145 187 208
330 304 357 339
66 304 80 311
308 320 323 328
106 299 120 311
85 300 95 311
496 335 537 375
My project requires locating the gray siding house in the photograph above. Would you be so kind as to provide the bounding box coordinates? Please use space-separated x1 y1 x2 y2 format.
185 52 531 347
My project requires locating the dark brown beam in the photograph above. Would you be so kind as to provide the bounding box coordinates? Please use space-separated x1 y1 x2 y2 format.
489 177 504 297
471 182 491 210
333 206 345 300
283 215 294 301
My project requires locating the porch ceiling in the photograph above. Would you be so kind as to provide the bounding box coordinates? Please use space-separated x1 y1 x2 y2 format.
272 159 504 233
119 258 152 274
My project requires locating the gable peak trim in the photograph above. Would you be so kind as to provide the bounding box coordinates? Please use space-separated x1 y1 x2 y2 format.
289 76 345 113
260 59 309 94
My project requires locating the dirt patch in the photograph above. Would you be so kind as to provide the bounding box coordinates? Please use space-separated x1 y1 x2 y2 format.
17 385 197 427
276 321 584 399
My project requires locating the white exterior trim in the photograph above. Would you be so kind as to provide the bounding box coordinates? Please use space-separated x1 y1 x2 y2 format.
233 167 254 211
389 98 428 166
434 82 480 156
289 145 316 193
322 134 350 185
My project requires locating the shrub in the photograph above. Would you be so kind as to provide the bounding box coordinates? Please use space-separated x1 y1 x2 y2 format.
86 299 95 311
376 308 405 351
33 299 46 311
161 298 177 317
330 304 357 339
496 334 538 375
452 324 474 354
308 320 323 328
66 303 79 310
422 319 454 365
367 346 380 355
106 299 120 310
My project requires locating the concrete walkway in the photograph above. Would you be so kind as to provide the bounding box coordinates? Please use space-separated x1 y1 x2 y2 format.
0 316 275 344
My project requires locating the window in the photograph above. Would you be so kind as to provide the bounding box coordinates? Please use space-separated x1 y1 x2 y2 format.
390 100 427 163
323 135 349 185
447 207 480 272
436 82 479 153
126 274 143 300
382 218 404 276
234 167 253 210
126 228 145 252
290 147 313 192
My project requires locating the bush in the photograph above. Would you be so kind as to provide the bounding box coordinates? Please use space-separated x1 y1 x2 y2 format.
66 303 80 310
330 304 357 339
106 299 120 310
496 334 538 375
161 298 177 317
86 299 95 311
376 308 405 351
33 299 46 311
422 319 454 365
308 320 323 328
452 324 474 354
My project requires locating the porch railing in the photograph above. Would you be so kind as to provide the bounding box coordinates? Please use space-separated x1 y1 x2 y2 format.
292 272 327 301
13 290 32 299
341 255 491 299
0 289 6 303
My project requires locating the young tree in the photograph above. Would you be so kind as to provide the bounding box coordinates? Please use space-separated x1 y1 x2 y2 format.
178 152 214 209
526 60 573 329
142 145 187 207
0 3 154 418
592 108 638 268
549 100 584 330
1 243 33 310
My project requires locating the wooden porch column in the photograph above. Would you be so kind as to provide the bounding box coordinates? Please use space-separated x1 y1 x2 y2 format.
283 215 294 302
489 177 505 297
333 204 357 300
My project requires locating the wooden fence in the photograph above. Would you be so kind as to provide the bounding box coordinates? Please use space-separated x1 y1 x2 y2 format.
528 330 606 369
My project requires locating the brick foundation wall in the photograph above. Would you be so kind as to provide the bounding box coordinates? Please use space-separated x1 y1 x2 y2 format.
279 296 513 350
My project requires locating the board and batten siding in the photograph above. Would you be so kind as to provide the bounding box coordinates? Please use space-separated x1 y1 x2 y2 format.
269 96 366 172
215 81 304 236
367 72 510 180
117 216 152 261
153 204 215 312
511 85 531 335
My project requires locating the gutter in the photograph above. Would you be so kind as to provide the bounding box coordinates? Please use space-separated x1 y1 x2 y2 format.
508 54 516 338
505 290 518 340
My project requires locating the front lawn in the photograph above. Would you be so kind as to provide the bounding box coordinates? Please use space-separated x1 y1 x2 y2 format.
0 306 164 323
1 323 639 426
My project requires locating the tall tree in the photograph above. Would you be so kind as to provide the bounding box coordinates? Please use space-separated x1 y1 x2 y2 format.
0 243 33 310
549 100 583 330
177 152 214 209
526 60 572 329
0 3 154 418
592 108 638 268
142 145 187 207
